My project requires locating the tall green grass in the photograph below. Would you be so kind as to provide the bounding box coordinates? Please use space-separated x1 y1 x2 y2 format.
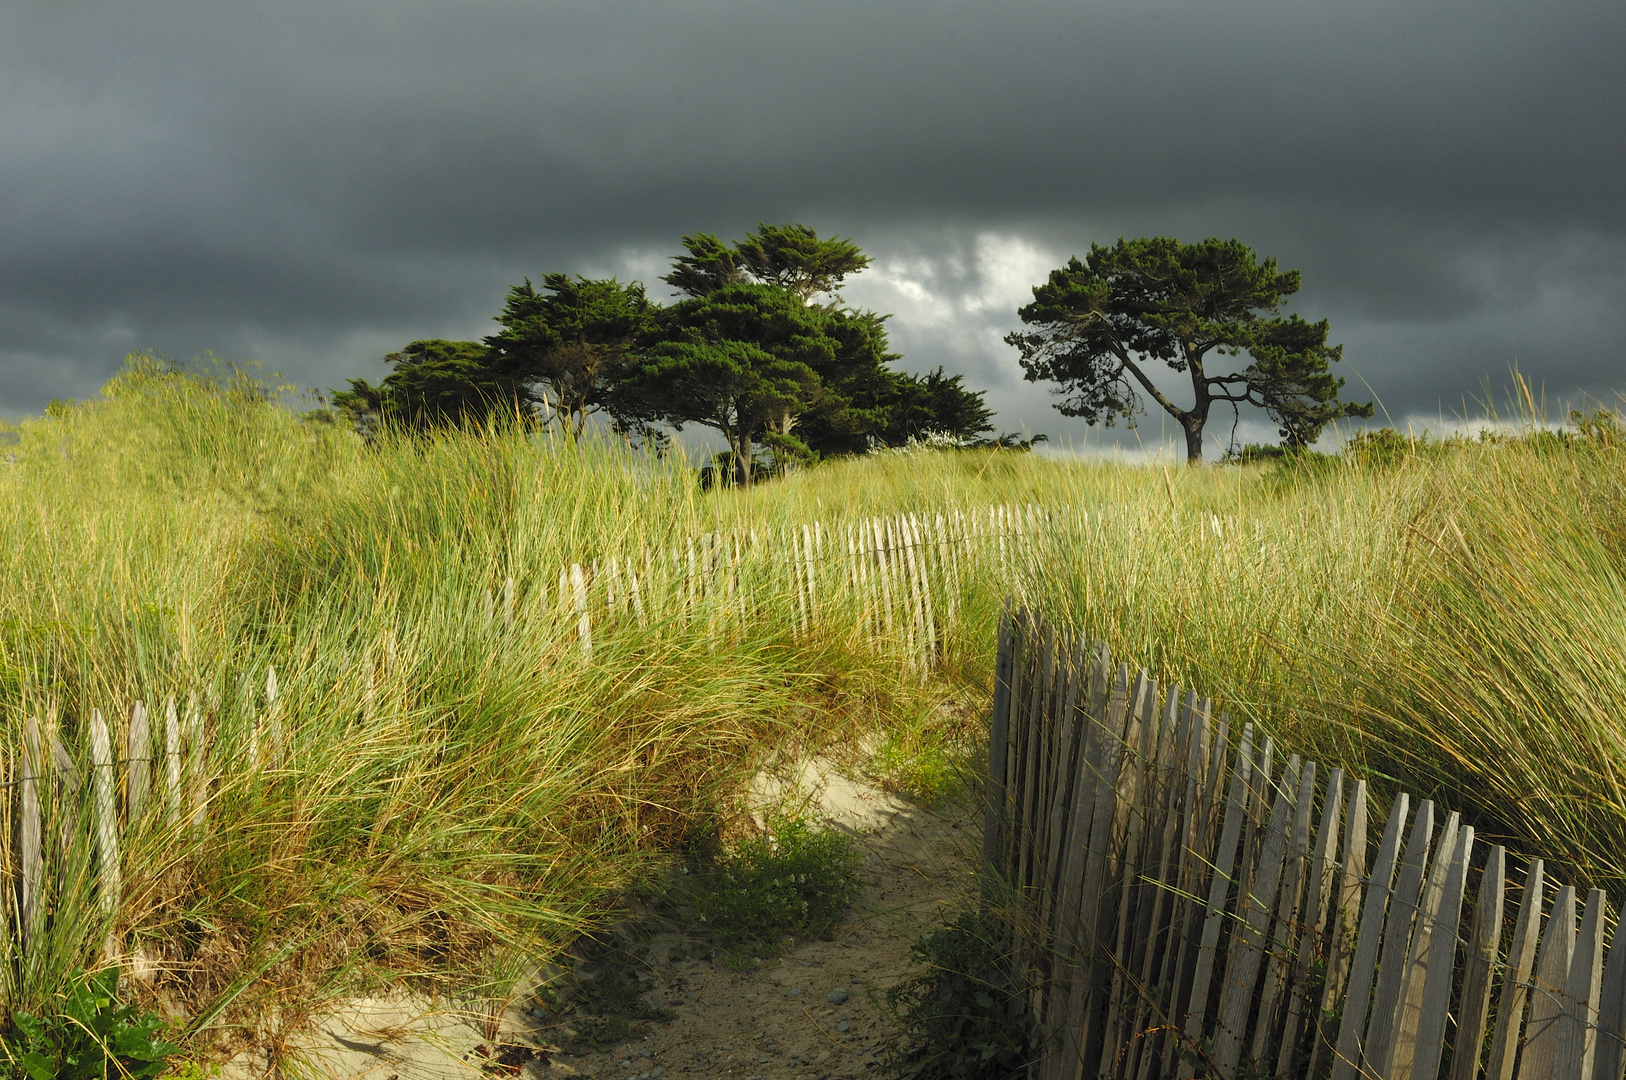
1018 419 1626 888
0 359 1039 1048
3 355 1622 1060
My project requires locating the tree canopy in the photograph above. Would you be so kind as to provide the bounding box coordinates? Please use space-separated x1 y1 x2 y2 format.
663 223 872 304
484 274 654 439
329 224 997 479
617 282 830 486
629 225 991 481
1005 237 1372 462
331 339 524 436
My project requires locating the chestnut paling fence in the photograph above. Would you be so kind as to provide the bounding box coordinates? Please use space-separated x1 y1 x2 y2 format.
983 609 1626 1080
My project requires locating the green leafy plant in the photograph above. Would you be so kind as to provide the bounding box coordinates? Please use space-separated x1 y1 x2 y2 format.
1 968 179 1080
883 910 1032 1080
691 816 862 956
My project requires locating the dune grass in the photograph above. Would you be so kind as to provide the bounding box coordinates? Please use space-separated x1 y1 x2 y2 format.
2 356 1623 1062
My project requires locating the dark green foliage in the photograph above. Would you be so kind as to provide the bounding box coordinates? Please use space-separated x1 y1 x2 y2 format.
485 274 656 439
664 223 871 303
878 368 996 447
619 282 832 486
690 817 862 956
1570 408 1625 449
644 226 994 471
1 968 179 1080
883 911 1032 1080
1006 236 1372 462
1343 427 1420 468
332 340 525 436
330 224 998 470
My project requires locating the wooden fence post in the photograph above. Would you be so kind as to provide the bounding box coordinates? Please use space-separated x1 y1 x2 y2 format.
983 606 1014 895
90 709 120 920
571 563 591 655
21 714 44 952
127 700 151 826
164 698 182 827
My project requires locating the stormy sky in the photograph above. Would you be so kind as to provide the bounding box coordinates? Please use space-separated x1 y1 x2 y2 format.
3 0 1622 454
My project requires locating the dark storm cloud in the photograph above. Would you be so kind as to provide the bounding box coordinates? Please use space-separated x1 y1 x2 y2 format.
2 0 1621 443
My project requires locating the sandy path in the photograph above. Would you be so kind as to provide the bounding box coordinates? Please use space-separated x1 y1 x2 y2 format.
222 760 977 1080
546 764 979 1080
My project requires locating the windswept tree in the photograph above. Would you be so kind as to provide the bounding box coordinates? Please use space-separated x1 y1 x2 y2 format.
485 274 655 439
618 283 831 487
1006 237 1372 463
663 223 872 305
332 340 525 436
653 224 992 465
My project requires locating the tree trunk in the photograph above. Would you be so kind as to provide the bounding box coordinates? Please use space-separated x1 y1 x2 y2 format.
737 433 752 488
1183 417 1205 464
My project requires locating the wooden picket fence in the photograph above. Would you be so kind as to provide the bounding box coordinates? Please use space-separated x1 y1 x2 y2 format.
984 609 1626 1080
2 501 1061 977
508 501 1063 671
6 668 284 976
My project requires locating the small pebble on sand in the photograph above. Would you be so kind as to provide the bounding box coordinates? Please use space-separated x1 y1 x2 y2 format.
827 987 849 1004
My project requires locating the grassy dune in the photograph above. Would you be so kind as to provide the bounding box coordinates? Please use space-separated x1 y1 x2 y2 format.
3 358 1623 1054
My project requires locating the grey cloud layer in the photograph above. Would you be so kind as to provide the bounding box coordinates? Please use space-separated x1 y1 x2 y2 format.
2 0 1621 433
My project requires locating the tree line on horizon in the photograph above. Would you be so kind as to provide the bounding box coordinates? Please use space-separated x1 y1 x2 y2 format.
333 226 1372 477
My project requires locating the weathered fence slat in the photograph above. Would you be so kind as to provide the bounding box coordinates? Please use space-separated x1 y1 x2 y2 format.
1451 844 1506 1080
1555 888 1607 1080
983 608 1014 891
1362 799 1438 1074
1054 659 1128 1080
1163 704 1223 1080
164 698 182 827
1075 663 1135 1072
1175 722 1255 1079
1309 778 1368 1080
1328 792 1410 1080
1523 885 1579 1079
1141 693 1209 1080
1594 895 1626 1080
20 715 43 949
127 700 151 825
1120 685 1186 1080
1276 766 1344 1078
1211 754 1299 1075
1249 758 1317 1067
90 709 120 918
1040 640 1086 965
1488 859 1547 1080
1095 672 1157 1076
1387 810 1462 1076
1403 822 1473 1080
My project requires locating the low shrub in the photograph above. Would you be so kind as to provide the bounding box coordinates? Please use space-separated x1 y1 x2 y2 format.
883 910 1032 1080
0 968 178 1080
691 816 862 957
